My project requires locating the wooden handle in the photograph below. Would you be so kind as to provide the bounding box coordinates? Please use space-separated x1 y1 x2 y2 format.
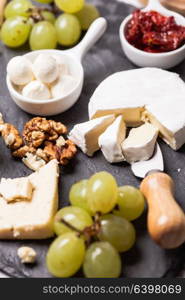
140 172 185 249
0 0 7 25
162 0 185 15
139 0 185 15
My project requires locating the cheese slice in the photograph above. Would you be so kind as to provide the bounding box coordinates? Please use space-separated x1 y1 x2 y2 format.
98 116 126 163
89 68 185 150
0 177 33 203
144 97 185 150
121 123 158 163
68 115 115 156
0 160 59 239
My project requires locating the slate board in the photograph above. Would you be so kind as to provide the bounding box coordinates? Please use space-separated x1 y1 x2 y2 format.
0 0 185 278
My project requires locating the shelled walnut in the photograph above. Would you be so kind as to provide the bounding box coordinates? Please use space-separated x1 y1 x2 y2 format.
41 139 77 165
1 123 23 150
23 117 67 147
13 145 36 158
0 116 77 171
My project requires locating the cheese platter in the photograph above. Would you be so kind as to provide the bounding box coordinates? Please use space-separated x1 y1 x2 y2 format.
0 0 185 278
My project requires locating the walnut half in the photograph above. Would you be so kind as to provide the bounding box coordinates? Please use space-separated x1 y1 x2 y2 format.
23 117 67 147
36 139 77 166
1 123 23 150
0 116 77 170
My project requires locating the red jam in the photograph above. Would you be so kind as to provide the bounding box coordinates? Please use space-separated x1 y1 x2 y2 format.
125 10 185 53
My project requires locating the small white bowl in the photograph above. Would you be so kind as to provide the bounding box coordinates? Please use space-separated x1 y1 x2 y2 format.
6 18 107 116
119 0 185 69
7 50 84 116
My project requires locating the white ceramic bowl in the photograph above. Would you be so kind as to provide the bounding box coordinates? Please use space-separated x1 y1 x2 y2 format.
119 0 185 69
6 18 107 116
7 50 84 116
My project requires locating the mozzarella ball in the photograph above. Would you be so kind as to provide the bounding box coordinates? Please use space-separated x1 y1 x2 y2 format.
33 54 59 84
51 75 77 99
7 56 34 85
52 55 69 76
22 80 51 100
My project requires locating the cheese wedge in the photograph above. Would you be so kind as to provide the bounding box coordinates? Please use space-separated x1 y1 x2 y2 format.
0 177 33 203
69 115 115 156
89 68 185 150
98 116 126 163
122 123 158 163
144 97 185 150
0 160 59 239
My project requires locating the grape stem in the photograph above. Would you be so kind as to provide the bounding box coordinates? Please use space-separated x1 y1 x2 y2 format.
27 6 55 23
50 1 60 15
58 212 102 246
58 218 83 235
83 218 101 246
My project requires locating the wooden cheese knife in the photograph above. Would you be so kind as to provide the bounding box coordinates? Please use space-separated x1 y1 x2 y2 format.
139 0 185 15
131 143 185 249
0 0 7 25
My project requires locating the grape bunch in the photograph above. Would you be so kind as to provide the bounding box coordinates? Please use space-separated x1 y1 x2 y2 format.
0 0 100 49
46 171 145 278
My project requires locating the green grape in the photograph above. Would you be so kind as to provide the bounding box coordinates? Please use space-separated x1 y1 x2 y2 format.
4 0 33 18
55 0 84 14
83 241 121 278
46 232 85 277
34 0 53 4
1 16 31 48
87 172 118 214
55 14 81 46
54 206 93 236
41 11 55 24
98 214 136 252
74 3 100 30
114 186 145 221
69 180 93 215
29 21 57 50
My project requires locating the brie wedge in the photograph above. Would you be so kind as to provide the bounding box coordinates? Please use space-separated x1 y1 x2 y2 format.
0 160 59 239
89 68 185 150
144 97 185 150
98 116 126 163
122 123 158 163
69 115 115 156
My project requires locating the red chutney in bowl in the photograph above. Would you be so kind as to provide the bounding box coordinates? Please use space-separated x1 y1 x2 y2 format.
125 10 185 53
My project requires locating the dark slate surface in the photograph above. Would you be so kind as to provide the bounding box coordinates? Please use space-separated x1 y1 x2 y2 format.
0 0 185 278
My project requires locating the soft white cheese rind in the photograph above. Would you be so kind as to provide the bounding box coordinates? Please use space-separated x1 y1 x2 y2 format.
122 123 158 163
145 97 185 150
0 160 59 239
88 68 185 149
98 116 126 163
69 115 115 156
